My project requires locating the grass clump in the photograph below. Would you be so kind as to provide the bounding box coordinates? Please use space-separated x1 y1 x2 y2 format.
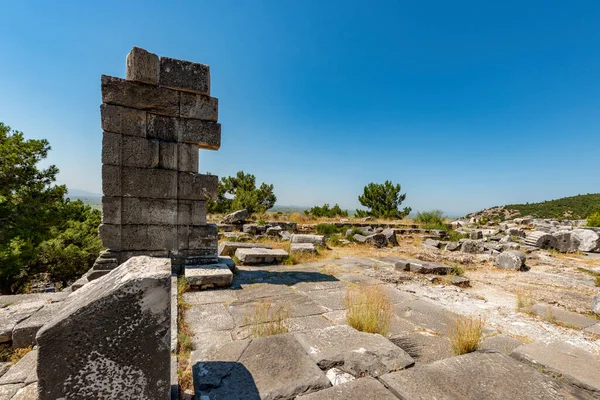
446 230 467 242
515 290 535 314
451 265 465 276
0 344 32 364
246 299 289 338
448 314 485 355
316 223 344 236
415 209 447 230
176 276 194 395
345 284 392 336
595 276 600 287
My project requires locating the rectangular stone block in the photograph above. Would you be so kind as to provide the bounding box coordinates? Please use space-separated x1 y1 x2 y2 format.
147 114 178 142
178 119 221 150
159 141 178 170
122 167 177 199
121 136 159 168
122 198 177 225
178 143 198 172
116 250 170 265
159 57 210 94
178 200 207 225
126 47 159 85
102 165 121 196
121 225 177 251
100 104 146 137
102 131 121 166
99 224 121 250
189 224 219 250
102 196 122 225
180 92 218 121
101 75 179 117
178 173 218 201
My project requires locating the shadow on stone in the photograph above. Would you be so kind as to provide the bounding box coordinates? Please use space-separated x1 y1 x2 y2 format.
232 270 340 288
193 361 260 400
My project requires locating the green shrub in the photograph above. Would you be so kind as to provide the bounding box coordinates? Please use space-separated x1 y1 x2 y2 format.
587 212 600 227
415 210 447 230
446 230 467 242
305 203 348 218
316 223 344 236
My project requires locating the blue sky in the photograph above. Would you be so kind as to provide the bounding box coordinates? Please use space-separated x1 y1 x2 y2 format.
1 1 599 216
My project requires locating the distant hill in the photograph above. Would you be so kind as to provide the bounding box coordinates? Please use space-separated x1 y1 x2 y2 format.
67 189 101 197
467 193 600 221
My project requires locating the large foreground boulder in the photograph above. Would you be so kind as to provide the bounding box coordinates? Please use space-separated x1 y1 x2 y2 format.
571 229 600 252
36 256 171 400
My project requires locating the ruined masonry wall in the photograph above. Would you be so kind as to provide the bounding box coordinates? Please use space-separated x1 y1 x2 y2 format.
96 47 220 271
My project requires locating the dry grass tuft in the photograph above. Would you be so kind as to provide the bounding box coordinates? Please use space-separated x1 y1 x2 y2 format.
246 299 289 338
345 284 392 336
515 289 535 314
0 345 33 364
448 314 486 355
177 276 194 395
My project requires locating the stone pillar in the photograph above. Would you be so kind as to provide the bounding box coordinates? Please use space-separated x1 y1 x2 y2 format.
93 47 221 276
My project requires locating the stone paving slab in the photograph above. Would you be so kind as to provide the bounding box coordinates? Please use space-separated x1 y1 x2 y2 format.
479 334 524 355
186 303 235 333
234 315 335 340
229 294 328 327
190 330 233 362
292 279 346 293
12 303 62 348
0 349 37 385
296 376 399 400
393 299 459 335
511 341 600 396
235 283 295 301
0 302 45 343
303 287 346 311
294 325 414 377
531 304 598 329
390 332 454 364
380 352 578 400
183 289 237 305
193 334 330 400
332 272 382 286
185 264 233 289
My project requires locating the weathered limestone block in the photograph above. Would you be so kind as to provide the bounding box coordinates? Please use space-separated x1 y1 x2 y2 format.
552 230 581 253
121 135 159 168
158 141 177 170
524 231 558 249
185 264 232 289
382 229 398 246
159 56 210 94
0 302 45 343
495 250 526 270
0 348 37 385
593 293 600 316
121 225 178 251
101 75 179 116
146 114 221 149
121 198 177 225
100 104 146 137
460 239 485 254
180 91 218 121
222 209 249 224
178 143 199 172
234 248 288 265
571 228 600 252
126 46 159 85
290 243 317 254
101 165 121 197
218 241 272 257
177 200 207 226
297 377 399 400
101 131 121 166
99 224 121 250
291 234 326 246
188 224 219 250
37 256 171 400
122 167 178 199
177 172 218 201
101 196 121 224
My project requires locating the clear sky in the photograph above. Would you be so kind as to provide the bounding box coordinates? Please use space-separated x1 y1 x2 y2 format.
1 1 599 216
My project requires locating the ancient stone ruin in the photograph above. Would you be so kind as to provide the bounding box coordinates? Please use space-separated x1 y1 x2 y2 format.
94 47 220 276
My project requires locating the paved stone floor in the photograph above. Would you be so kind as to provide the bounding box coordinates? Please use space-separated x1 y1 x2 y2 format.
184 256 600 399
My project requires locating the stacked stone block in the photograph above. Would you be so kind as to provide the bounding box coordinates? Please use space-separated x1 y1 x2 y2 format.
94 47 221 275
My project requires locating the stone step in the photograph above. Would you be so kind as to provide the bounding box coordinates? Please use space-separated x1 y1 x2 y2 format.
297 377 399 399
511 341 600 396
185 264 233 290
234 248 288 265
379 351 582 400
